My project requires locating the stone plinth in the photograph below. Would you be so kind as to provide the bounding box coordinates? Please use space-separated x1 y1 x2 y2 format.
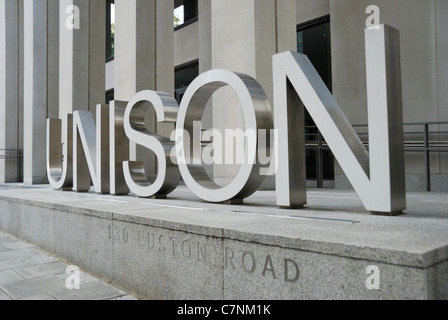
0 185 447 299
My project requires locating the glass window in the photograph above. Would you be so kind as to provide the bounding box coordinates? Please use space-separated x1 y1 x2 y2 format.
174 0 198 28
106 0 115 61
106 89 114 105
297 18 334 182
297 19 332 91
175 62 199 104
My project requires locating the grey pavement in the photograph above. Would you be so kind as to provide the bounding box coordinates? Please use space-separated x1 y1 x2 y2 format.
0 230 137 300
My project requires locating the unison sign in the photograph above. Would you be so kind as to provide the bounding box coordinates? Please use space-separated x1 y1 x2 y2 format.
47 25 406 215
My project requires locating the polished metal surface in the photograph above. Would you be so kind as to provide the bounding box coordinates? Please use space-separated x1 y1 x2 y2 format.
123 90 180 198
109 100 130 195
46 114 73 190
176 69 273 203
365 25 406 214
273 24 406 214
45 25 404 215
72 105 110 194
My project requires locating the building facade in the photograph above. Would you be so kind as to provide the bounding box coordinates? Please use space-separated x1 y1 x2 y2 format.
1 0 447 192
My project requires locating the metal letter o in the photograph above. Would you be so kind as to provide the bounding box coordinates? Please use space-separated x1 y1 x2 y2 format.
176 69 273 203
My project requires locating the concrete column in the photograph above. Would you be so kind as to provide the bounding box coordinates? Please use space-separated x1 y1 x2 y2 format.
115 0 174 98
276 0 298 54
211 0 296 186
59 0 105 118
115 0 154 101
17 0 24 174
89 1 106 111
23 0 59 185
155 0 175 139
47 1 59 119
0 0 20 183
198 0 213 178
115 0 174 176
198 0 212 127
198 0 211 75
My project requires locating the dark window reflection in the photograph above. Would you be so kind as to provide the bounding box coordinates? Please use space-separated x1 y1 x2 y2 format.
297 18 334 181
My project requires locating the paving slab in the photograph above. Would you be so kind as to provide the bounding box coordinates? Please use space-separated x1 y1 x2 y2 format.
0 258 39 272
109 295 140 300
0 270 25 285
18 293 57 300
56 270 102 286
0 288 11 300
0 229 138 300
1 241 30 250
0 248 39 262
0 275 66 299
14 262 67 280
0 236 20 245
49 281 128 300
23 253 58 266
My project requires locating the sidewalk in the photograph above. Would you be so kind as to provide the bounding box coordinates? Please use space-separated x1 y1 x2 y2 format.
0 230 137 300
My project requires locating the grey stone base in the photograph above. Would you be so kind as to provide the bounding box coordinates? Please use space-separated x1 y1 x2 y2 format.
216 177 336 191
0 186 447 299
335 173 448 193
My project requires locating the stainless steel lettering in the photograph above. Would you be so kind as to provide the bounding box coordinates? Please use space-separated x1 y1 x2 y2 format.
273 25 405 214
46 25 405 214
